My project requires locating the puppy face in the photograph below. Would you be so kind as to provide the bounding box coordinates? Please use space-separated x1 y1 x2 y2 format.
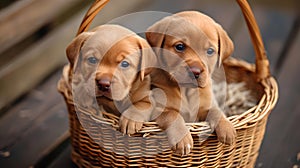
67 25 155 101
82 36 142 101
146 11 234 88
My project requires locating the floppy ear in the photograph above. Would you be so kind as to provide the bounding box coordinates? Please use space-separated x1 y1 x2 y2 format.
138 39 158 81
215 24 234 67
66 32 93 69
145 31 165 54
145 17 171 55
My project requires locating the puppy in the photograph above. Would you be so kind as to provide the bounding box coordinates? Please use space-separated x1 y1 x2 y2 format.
66 24 156 135
146 11 236 155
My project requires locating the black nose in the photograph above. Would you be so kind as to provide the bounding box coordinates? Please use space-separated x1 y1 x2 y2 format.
96 78 111 92
189 67 201 79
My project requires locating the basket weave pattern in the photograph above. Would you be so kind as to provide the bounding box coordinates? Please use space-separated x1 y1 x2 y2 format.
58 0 279 167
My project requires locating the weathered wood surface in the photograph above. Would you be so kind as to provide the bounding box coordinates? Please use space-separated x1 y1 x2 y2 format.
0 0 92 111
0 0 87 54
0 71 69 168
0 0 299 167
256 29 300 168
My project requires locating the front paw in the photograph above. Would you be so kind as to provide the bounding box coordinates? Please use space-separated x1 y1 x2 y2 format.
119 115 143 135
171 132 194 156
215 119 236 145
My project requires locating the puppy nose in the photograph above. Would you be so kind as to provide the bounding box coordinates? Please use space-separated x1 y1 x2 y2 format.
189 67 201 79
96 78 111 92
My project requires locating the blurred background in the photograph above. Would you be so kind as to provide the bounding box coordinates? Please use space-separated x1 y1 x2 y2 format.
0 0 299 167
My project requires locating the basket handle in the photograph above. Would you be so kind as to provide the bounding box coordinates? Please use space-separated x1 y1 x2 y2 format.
76 0 110 36
77 0 271 81
236 0 270 81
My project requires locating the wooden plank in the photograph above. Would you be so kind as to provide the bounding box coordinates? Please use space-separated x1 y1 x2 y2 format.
0 0 93 69
272 104 300 167
0 70 72 167
0 0 86 54
274 16 299 75
0 71 69 168
0 72 65 150
256 29 300 167
46 145 76 168
0 23 70 110
34 132 70 168
0 0 89 111
0 106 69 168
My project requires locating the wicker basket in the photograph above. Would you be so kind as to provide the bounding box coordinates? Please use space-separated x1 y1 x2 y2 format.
57 0 279 167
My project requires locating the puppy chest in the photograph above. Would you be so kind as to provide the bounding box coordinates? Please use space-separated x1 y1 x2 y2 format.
97 98 129 117
179 88 211 122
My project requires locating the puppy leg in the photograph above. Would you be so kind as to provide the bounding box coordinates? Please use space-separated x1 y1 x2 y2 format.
214 115 236 145
171 133 193 156
206 104 236 145
119 115 143 135
119 96 153 135
155 110 193 156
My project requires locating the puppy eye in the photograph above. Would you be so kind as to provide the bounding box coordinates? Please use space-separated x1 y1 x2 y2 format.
174 43 186 52
87 56 98 64
206 48 215 56
120 61 130 68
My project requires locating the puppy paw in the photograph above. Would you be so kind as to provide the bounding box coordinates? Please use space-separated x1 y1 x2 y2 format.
119 115 143 135
171 132 194 156
215 119 236 145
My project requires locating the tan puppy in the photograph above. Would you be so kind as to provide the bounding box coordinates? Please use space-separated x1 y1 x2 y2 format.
146 11 236 155
66 25 156 135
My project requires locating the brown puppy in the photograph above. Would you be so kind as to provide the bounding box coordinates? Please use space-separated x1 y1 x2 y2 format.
146 11 236 155
66 24 156 135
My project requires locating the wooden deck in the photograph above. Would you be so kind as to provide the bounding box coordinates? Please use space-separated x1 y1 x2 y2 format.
0 0 299 167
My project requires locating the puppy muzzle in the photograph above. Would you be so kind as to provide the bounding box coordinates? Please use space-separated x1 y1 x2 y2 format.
96 78 111 93
95 75 113 99
188 66 202 79
187 66 207 88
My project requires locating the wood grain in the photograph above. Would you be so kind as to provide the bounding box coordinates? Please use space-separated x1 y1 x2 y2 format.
0 0 84 54
0 71 69 167
256 29 300 168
